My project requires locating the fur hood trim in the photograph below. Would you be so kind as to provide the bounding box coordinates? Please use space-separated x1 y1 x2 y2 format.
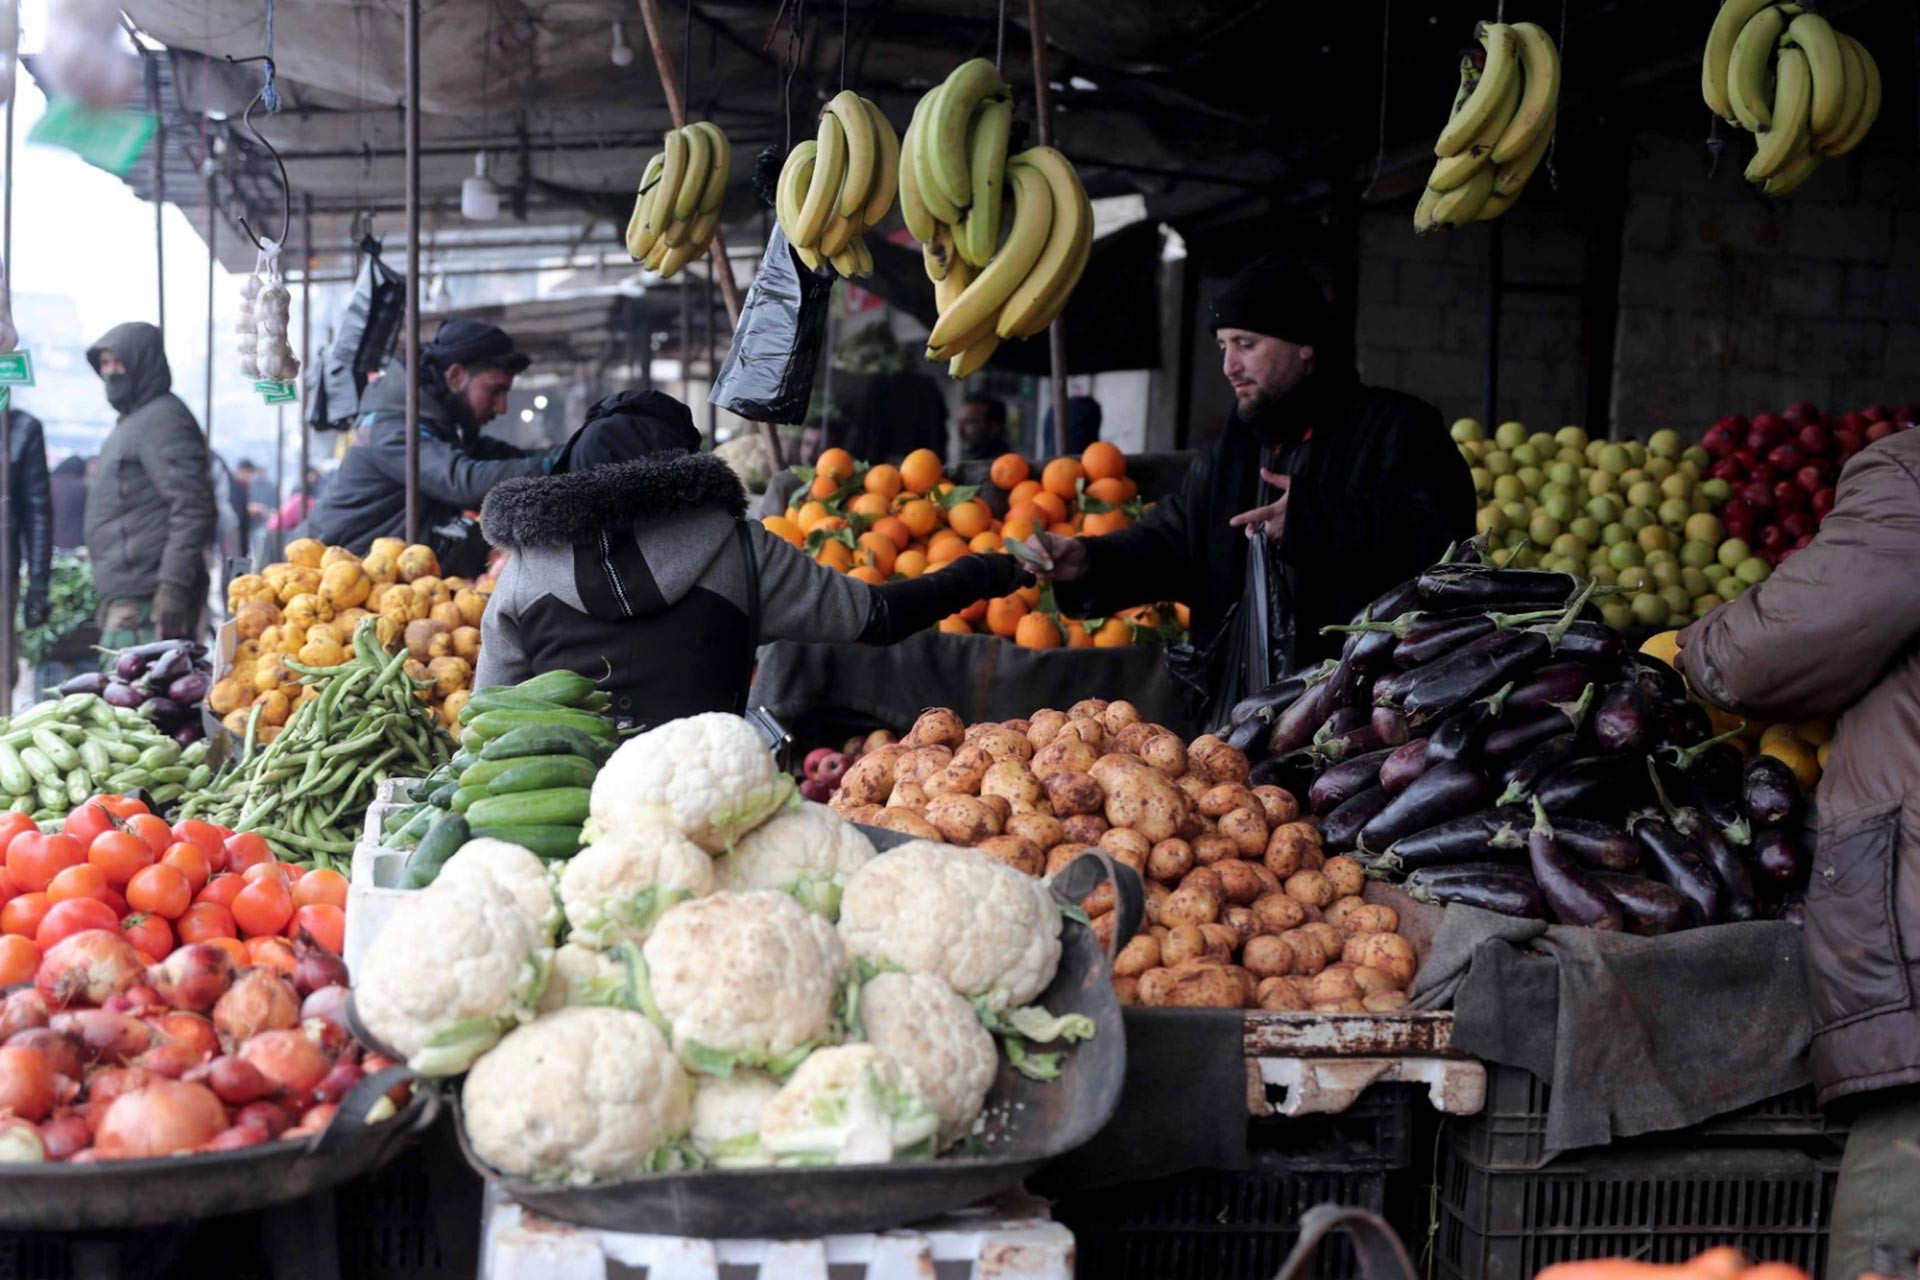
481 452 747 548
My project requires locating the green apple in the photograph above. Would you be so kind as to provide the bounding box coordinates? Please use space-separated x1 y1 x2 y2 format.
1548 461 1580 488
1587 469 1620 497
1586 494 1623 525
1658 497 1692 529
1679 539 1717 570
1660 585 1694 617
1692 593 1724 617
1648 428 1684 459
1684 513 1723 544
1608 542 1645 571
1599 598 1634 630
1626 480 1661 509
1631 593 1671 627
1602 521 1629 546
1493 473 1525 502
1736 557 1771 585
1451 418 1485 442
1471 466 1494 498
1701 478 1732 504
1517 467 1546 494
1680 566 1710 596
1569 516 1602 545
1716 538 1751 569
1597 443 1631 474
1477 506 1510 536
1622 506 1653 532
1510 443 1541 469
1494 421 1529 450
1682 446 1710 469
1528 513 1562 547
1555 425 1590 451
1484 450 1515 477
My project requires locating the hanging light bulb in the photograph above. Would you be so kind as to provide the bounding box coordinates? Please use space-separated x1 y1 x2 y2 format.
609 20 635 67
462 151 501 221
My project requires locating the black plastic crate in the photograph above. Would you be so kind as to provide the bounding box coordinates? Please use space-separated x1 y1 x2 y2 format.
1455 1063 1847 1171
1433 1141 1839 1280
1249 1085 1416 1174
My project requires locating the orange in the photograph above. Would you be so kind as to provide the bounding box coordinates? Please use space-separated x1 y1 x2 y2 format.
810 473 841 501
947 500 991 539
1042 457 1085 501
795 500 831 531
898 499 940 538
761 515 805 547
969 530 1004 554
816 540 854 571
990 453 1030 490
895 549 929 578
856 531 899 576
1048 521 1078 538
1032 491 1069 524
937 615 973 635
1009 479 1043 507
865 464 904 500
847 491 891 518
928 533 968 564
1174 603 1192 629
816 448 856 484
900 449 944 494
849 565 887 586
1002 516 1040 543
1064 618 1094 648
871 515 913 551
1085 477 1130 507
1007 500 1045 529
1093 618 1133 647
1081 441 1126 482
812 515 849 535
1016 584 1041 608
959 597 989 622
1015 612 1063 649
985 595 1028 637
1084 510 1132 537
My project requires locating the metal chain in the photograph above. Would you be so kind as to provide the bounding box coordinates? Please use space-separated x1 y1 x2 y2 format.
1547 0 1567 189
840 0 848 88
995 0 1008 71
683 0 694 107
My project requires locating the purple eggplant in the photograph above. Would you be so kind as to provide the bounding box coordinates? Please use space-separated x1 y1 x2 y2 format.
1379 738 1432 796
1498 732 1584 804
1751 826 1808 889
1628 654 1690 706
57 672 110 696
1534 754 1652 819
112 651 150 682
1380 807 1530 871
1424 682 1513 768
142 697 187 731
1394 615 1496 667
1359 761 1492 853
102 681 145 710
173 723 204 748
1680 771 1752 846
1415 565 1583 611
1774 892 1807 926
1307 748 1398 816
1321 786 1394 851
1742 756 1801 826
1383 586 1595 725
1552 621 1629 664
1491 814 1641 872
1267 662 1343 757
1590 873 1694 935
1506 662 1594 715
1629 813 1720 925
1483 685 1594 761
1225 715 1270 757
1404 864 1547 919
1655 702 1715 753
166 672 211 706
1313 706 1409 763
141 646 195 690
1648 761 1756 920
1349 577 1424 629
1228 673 1312 733
1593 680 1659 753
1529 800 1624 930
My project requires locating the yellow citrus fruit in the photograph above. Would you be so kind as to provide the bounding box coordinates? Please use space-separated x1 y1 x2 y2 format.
900 449 943 494
848 565 887 586
810 473 841 501
937 615 973 634
894 549 928 578
847 491 891 518
816 540 853 571
1762 736 1820 791
856 531 899 576
1008 479 1043 508
865 464 903 500
795 500 830 530
898 499 940 539
947 500 991 539
1085 477 1130 508
1639 629 1682 668
1093 618 1132 647
1064 618 1093 647
1042 458 1086 500
969 530 1004 554
1083 510 1131 537
870 516 912 551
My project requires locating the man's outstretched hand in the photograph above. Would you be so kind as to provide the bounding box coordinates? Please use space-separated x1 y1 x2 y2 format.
1031 531 1087 583
1229 469 1290 541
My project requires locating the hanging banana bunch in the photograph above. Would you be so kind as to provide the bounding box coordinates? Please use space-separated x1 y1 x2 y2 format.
773 90 897 280
1416 21 1560 232
900 58 1093 379
624 121 732 279
1701 1 1880 198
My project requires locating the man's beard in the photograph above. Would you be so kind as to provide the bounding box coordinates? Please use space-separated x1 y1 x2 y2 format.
1233 387 1280 423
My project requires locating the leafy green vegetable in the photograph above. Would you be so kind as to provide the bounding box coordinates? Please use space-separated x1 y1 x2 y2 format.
1004 1038 1066 1082
1003 1005 1095 1045
18 554 98 667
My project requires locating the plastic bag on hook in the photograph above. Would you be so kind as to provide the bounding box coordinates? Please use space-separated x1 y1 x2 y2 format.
708 224 836 425
309 241 406 430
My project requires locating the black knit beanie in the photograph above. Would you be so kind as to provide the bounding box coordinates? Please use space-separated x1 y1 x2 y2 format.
1210 254 1331 346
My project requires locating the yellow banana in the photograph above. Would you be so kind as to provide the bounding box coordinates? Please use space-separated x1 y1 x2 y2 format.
1816 32 1866 150
662 218 690 248
829 243 861 278
1473 187 1517 222
819 209 857 259
927 58 1009 210
1492 22 1559 165
1761 143 1822 196
998 148 1089 339
825 90 876 219
897 95 938 243
851 236 873 278
689 209 719 250
649 129 688 236
691 121 731 216
934 255 975 314
1412 185 1443 233
1429 69 1519 192
624 153 665 260
795 113 847 250
958 98 1012 268
1429 165 1496 229
929 312 998 363
923 224 957 283
911 87 963 226
1728 4 1793 132
1492 110 1555 196
643 233 671 272
1819 35 1878 157
950 334 1001 379
658 239 698 279
674 125 709 222
926 163 1053 352
1025 194 1092 335
859 98 899 231
1703 0 1781 122
1436 23 1521 157
1786 12 1844 138
1746 44 1810 180
775 141 817 248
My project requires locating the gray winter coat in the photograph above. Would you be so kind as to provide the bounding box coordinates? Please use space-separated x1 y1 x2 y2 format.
84 323 217 605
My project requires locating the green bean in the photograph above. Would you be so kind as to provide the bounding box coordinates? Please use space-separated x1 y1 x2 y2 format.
241 702 266 763
248 826 356 854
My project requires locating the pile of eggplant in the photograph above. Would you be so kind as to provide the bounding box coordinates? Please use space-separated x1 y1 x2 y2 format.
1224 551 1809 934
57 639 214 747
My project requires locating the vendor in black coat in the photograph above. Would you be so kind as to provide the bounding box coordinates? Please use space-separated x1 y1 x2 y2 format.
1037 255 1474 723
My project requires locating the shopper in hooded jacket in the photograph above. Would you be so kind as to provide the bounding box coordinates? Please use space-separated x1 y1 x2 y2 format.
475 390 1023 728
84 322 218 645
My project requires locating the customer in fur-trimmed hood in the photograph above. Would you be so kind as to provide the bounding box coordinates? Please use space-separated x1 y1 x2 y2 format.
477 390 1024 728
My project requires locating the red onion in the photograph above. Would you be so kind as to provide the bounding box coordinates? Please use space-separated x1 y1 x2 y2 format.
0 1047 55 1121
37 1113 92 1161
235 1101 291 1137
0 1117 45 1163
79 1066 151 1129
314 1061 362 1104
290 943 349 999
200 1122 271 1153
205 1055 277 1106
288 1102 338 1138
136 1042 206 1080
147 945 234 1014
149 1012 219 1061
212 970 298 1053
298 984 350 1031
0 990 49 1040
36 932 147 1008
239 1030 330 1094
95 1081 226 1158
49 1010 154 1065
7 1028 82 1084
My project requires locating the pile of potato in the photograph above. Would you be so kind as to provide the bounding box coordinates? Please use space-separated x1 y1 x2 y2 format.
212 537 489 737
824 699 1420 1012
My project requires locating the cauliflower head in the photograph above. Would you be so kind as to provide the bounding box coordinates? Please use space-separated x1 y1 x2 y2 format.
760 1045 939 1166
857 972 998 1149
462 1007 694 1183
559 827 715 949
355 878 552 1077
432 838 562 939
689 1071 781 1167
718 802 875 918
838 842 1063 1008
643 890 846 1075
590 713 796 853
538 942 647 1014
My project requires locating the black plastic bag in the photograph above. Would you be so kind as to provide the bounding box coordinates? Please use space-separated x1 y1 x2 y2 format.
310 241 406 431
709 226 837 424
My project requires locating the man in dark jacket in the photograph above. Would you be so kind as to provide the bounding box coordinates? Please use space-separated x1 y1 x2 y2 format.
49 455 88 552
84 323 218 644
1038 255 1474 724
4 406 53 627
305 319 558 575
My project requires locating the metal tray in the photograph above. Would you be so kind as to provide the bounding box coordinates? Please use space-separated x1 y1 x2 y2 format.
459 845 1143 1237
0 1066 437 1231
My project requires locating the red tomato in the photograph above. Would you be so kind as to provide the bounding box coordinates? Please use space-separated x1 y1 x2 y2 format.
94 796 149 820
127 864 192 920
99 889 129 919
240 862 295 887
159 843 211 894
62 802 118 847
0 934 37 985
169 820 230 872
245 936 296 974
46 863 112 904
195 874 244 909
0 865 19 901
125 815 173 858
206 936 249 966
87 830 155 889
176 903 237 945
0 893 51 939
232 876 294 938
222 834 273 873
119 911 174 960
35 898 120 949
7 833 85 894
291 904 346 956
0 813 39 859
292 869 348 911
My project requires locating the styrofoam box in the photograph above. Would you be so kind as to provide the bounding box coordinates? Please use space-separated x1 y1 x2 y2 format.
344 777 421 977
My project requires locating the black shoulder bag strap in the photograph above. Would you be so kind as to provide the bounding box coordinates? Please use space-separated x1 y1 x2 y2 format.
733 521 762 715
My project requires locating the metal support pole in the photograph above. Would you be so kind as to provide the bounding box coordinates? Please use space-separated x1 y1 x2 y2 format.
705 267 718 443
148 57 166 335
272 403 285 561
403 0 423 544
300 195 313 514
1025 0 1071 453
1483 220 1504 432
1 89 15 710
204 178 217 454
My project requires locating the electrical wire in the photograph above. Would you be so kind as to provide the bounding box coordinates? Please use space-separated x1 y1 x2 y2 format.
1360 0 1390 200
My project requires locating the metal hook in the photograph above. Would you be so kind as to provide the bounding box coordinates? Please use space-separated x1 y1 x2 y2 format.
223 54 293 251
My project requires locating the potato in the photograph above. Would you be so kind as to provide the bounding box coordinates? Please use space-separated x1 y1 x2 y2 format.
1343 933 1417 988
839 748 901 806
1252 785 1301 828
971 725 1035 764
924 795 998 843
1043 771 1105 817
1068 698 1109 721
1324 895 1365 931
979 796 1013 825
1218 807 1270 857
1026 709 1070 749
1322 855 1366 899
1188 736 1252 786
1161 923 1209 967
904 708 965 749
1157 965 1247 1009
1192 834 1239 867
1061 718 1106 750
1146 838 1194 884
1136 968 1178 1006
1113 976 1141 1006
1098 827 1152 867
1044 842 1097 879
1090 756 1189 842
1090 912 1118 954
981 760 1044 808
1113 933 1161 979
1008 812 1066 851
1298 922 1345 963
1179 810 1212 843
1363 991 1411 1013
425 655 472 701
887 781 930 811
1285 870 1337 909
1242 934 1295 979
1178 867 1226 901
976 835 1044 878
1351 966 1398 996
1198 923 1239 961
1279 930 1327 977
1252 892 1307 934
1110 722 1159 757
1307 968 1364 1005
1032 735 1099 778
923 761 987 798
1258 976 1311 1011
1099 700 1141 735
1221 905 1258 948
1160 885 1221 929
1174 774 1210 805
1342 905 1401 937
1144 881 1171 925
1003 718 1031 736
1251 865 1282 897
1214 859 1265 906
1198 784 1259 819
1299 843 1327 872
842 803 885 826
894 745 954 786
1313 999 1368 1014
1264 825 1322 879
1137 732 1188 777
869 808 942 841
951 744 994 774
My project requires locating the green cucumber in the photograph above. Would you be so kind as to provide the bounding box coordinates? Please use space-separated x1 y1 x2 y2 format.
477 724 610 763
459 754 597 792
0 745 30 796
19 746 61 785
31 730 80 773
509 670 602 707
66 770 92 807
464 787 592 829
402 813 471 888
428 780 460 809
393 805 436 849
449 786 487 813
78 740 112 776
468 824 584 859
465 708 614 745
137 742 182 771
460 687 574 722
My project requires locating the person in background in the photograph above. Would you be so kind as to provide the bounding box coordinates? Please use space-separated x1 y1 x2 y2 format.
475 389 1024 728
955 392 1012 463
3 405 53 628
84 322 218 645
304 319 559 575
1042 394 1104 459
230 458 266 550
49 455 88 552
1677 431 1920 1280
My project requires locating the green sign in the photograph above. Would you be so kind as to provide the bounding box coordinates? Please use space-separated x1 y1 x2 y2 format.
27 97 157 177
0 388 8 412
254 380 298 405
0 351 32 385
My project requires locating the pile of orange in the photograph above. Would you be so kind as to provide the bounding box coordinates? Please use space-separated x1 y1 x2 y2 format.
763 441 1190 649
